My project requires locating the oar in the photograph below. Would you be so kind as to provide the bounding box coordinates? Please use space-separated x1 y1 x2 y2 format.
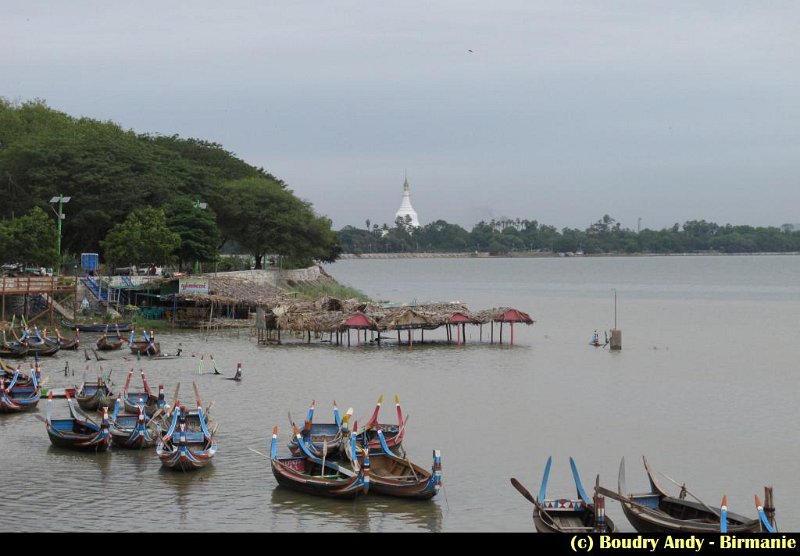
595 484 667 512
658 470 720 518
249 447 269 458
510 477 557 524
171 383 180 407
146 409 163 427
193 381 203 409
510 477 537 505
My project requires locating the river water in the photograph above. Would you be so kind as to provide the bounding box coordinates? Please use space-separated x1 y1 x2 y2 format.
2 255 799 532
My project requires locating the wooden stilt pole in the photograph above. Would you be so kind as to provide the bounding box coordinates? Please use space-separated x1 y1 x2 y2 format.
397 330 401 343
421 329 424 344
457 323 461 346
491 322 494 344
348 330 351 347
499 322 503 344
511 322 514 345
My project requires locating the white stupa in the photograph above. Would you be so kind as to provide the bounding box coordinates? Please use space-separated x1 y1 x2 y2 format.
394 177 420 227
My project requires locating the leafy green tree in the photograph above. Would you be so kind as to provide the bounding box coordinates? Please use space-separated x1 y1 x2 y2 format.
164 197 221 270
212 177 340 269
101 208 180 269
0 207 58 267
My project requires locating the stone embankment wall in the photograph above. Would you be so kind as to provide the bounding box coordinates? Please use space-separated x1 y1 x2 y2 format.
211 265 328 287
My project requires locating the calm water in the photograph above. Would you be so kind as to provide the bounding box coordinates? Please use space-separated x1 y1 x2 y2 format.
2 255 799 532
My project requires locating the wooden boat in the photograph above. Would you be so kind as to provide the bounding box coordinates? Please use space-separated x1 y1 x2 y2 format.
109 396 160 449
128 329 160 356
75 323 133 333
122 369 164 417
76 372 115 411
18 327 61 356
224 362 243 381
96 335 123 351
52 328 80 350
0 342 28 359
1 361 36 385
0 368 42 413
354 395 407 455
287 400 347 458
43 391 112 452
270 425 369 498
96 326 124 351
354 428 441 500
595 457 770 533
510 457 615 533
156 402 217 471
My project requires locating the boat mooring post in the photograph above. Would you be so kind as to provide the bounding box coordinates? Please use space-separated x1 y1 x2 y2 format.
610 288 622 350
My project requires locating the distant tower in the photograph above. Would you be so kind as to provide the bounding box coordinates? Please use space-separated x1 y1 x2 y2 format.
394 176 420 227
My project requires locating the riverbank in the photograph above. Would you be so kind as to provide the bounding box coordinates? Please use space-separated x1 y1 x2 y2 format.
338 251 800 260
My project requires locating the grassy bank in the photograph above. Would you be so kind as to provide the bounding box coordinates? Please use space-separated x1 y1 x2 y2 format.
290 282 370 302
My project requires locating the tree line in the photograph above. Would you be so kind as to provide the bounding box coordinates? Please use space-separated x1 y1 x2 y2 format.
337 215 800 255
0 99 339 271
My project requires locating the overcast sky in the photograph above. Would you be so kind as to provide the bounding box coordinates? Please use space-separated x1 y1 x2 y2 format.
3 1 799 230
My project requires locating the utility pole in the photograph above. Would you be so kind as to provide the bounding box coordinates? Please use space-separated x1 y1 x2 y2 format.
49 195 71 276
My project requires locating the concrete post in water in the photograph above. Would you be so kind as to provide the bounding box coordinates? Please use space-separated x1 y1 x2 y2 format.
609 329 622 350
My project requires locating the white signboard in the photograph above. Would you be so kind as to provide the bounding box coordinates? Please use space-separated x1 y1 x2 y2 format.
178 277 209 295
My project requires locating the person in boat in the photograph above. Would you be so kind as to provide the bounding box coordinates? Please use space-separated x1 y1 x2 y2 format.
233 365 242 381
591 330 599 345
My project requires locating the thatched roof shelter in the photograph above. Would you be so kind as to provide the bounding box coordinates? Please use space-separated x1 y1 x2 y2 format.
173 276 287 307
475 307 534 325
340 312 378 331
380 308 432 330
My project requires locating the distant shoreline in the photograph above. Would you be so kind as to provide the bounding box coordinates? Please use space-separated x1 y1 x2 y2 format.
338 251 800 260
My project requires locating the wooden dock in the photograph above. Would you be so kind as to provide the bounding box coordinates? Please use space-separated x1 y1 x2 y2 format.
0 276 78 324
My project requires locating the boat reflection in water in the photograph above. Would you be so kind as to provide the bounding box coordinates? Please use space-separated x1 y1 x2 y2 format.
268 487 444 532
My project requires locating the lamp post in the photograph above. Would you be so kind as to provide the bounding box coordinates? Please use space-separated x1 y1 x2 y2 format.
192 200 207 274
49 195 71 276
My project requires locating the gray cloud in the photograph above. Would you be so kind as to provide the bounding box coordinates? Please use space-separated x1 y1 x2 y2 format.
3 1 798 230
